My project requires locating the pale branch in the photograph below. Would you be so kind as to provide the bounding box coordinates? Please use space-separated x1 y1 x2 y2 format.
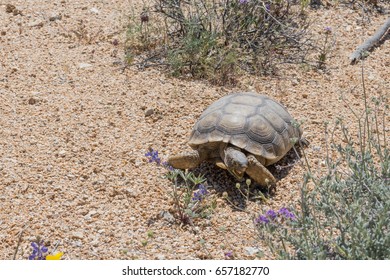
350 17 390 64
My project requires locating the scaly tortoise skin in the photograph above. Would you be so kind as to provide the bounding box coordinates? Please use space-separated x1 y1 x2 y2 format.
168 92 303 186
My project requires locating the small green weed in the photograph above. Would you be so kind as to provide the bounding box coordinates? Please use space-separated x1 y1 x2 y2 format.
125 6 158 54
145 148 214 225
317 26 335 70
147 230 155 238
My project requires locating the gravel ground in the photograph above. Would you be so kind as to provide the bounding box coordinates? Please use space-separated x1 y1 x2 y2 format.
0 1 389 259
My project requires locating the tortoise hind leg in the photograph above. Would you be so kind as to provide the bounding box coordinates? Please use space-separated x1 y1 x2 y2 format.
168 150 202 169
245 155 276 186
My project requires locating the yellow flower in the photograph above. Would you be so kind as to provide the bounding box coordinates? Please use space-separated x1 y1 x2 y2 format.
46 252 64 260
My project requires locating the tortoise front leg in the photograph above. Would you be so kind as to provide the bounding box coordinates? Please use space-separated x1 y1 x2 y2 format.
245 155 276 186
167 150 202 169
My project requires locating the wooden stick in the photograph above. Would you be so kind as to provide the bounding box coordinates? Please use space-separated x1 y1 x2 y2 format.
350 17 390 64
13 227 25 260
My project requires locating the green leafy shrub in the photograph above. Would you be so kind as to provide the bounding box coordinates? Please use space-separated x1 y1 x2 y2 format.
126 0 313 83
255 80 389 260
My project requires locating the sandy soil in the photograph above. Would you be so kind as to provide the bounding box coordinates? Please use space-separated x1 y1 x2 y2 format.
0 1 389 259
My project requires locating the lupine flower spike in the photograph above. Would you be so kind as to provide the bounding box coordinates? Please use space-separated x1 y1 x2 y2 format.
145 149 161 165
192 184 208 202
255 207 296 224
256 215 270 224
278 207 296 220
29 240 48 260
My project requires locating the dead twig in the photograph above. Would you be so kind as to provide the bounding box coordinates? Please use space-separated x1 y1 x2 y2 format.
13 227 26 260
350 17 390 64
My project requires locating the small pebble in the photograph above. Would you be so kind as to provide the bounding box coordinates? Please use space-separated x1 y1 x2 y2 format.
312 145 321 152
245 247 260 256
49 13 62 21
79 63 93 69
28 97 37 105
160 210 175 223
88 210 98 217
28 20 44 28
6 4 16 13
144 108 154 117
124 188 139 198
6 4 22 15
72 240 82 247
71 231 84 240
90 7 99 14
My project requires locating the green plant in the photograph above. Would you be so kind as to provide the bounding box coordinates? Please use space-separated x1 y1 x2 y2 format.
145 149 214 225
147 230 155 238
255 69 389 259
59 20 102 45
317 26 335 70
221 178 270 212
126 0 313 83
165 168 211 223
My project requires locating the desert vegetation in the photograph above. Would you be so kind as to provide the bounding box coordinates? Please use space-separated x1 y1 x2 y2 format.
1 0 388 260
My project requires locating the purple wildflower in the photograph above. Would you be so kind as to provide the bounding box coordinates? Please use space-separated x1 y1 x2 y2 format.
324 26 332 34
145 149 161 165
278 207 296 220
224 251 233 259
239 0 249 4
140 11 149 23
162 161 174 171
29 241 48 260
266 209 277 220
255 214 270 224
192 184 208 202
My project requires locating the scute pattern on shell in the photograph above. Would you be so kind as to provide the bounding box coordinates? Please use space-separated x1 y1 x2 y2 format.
188 92 301 165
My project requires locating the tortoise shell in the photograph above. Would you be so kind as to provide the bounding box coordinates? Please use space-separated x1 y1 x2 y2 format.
188 92 302 166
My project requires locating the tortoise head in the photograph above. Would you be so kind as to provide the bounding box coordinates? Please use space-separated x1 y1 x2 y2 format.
223 147 248 180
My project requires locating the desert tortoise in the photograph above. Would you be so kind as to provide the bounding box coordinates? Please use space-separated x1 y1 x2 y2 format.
168 92 303 186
